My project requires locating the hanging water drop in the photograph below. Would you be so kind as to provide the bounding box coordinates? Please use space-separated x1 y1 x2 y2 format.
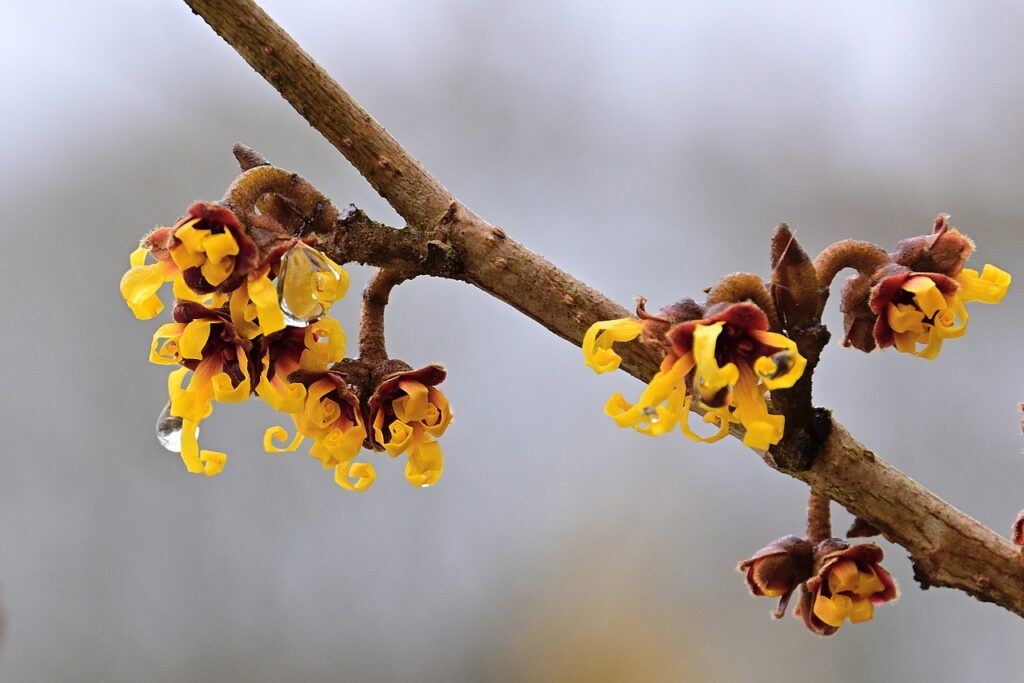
642 406 660 424
277 243 343 326
155 401 194 453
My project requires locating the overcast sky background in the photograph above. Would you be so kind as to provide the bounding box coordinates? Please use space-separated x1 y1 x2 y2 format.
2 1 1024 681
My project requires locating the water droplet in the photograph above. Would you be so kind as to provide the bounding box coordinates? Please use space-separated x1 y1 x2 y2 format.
156 402 182 452
642 406 660 424
155 402 196 453
419 483 432 488
277 244 342 326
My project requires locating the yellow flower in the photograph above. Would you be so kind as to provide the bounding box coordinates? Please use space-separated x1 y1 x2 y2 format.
585 302 806 451
254 318 346 413
795 542 898 636
150 302 254 475
368 364 451 487
263 369 371 491
869 265 1010 359
169 202 259 294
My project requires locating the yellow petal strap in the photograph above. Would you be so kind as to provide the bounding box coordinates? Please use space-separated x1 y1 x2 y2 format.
299 316 346 370
393 380 429 423
827 560 860 594
406 438 443 487
335 460 376 492
750 331 807 391
679 400 732 444
423 388 453 438
302 380 341 430
200 450 227 477
150 323 186 365
902 276 946 317
604 355 693 436
731 368 784 450
848 597 874 624
120 249 170 319
178 320 213 360
211 348 252 403
248 271 286 335
202 231 239 265
582 318 644 374
310 423 366 468
692 323 740 403
813 592 854 628
178 419 206 474
229 281 261 340
255 354 307 414
956 264 1011 304
263 425 306 453
383 419 416 457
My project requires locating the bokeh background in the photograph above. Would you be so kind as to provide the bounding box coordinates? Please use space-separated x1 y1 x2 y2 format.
3 1 1024 681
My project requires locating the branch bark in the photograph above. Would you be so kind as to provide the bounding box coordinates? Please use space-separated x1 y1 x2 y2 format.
183 0 1024 617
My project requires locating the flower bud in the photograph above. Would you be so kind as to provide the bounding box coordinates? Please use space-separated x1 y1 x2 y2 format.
738 535 814 618
794 540 898 636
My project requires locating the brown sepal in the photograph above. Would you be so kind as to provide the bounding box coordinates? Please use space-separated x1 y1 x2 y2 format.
890 213 975 277
839 274 877 352
770 224 822 329
635 297 704 351
737 535 814 619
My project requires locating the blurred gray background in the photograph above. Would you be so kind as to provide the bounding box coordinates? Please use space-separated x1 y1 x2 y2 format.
3 1 1024 681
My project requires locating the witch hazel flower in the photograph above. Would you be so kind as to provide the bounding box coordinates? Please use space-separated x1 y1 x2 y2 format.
583 300 806 450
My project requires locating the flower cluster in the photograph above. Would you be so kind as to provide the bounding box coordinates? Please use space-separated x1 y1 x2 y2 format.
843 215 1010 359
583 300 806 450
120 202 453 489
739 537 898 635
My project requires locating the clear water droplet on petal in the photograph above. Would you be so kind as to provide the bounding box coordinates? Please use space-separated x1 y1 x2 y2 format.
155 401 194 453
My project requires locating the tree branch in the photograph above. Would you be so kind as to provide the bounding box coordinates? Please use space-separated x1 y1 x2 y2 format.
183 0 1024 617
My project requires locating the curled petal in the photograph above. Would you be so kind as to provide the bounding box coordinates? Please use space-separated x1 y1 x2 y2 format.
603 355 693 436
582 318 644 373
248 271 286 335
956 264 1011 304
393 380 430 423
406 438 443 487
178 419 206 474
335 460 376 492
679 401 731 444
751 331 807 390
200 450 227 477
178 320 214 360
731 368 784 450
229 281 261 339
263 425 305 453
150 323 186 365
300 317 346 370
120 249 174 319
692 322 739 404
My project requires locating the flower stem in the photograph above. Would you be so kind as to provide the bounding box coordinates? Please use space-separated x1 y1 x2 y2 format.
806 490 832 543
813 240 890 289
359 269 410 362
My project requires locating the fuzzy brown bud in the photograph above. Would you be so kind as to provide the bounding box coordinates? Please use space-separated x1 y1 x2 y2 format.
738 535 814 619
890 213 975 276
770 224 822 329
